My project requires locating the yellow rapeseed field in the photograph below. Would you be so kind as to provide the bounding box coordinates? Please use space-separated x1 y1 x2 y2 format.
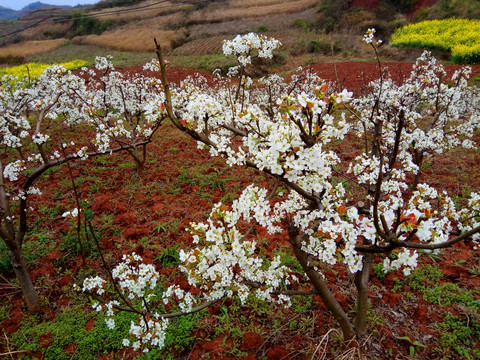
0 60 88 80
391 18 480 63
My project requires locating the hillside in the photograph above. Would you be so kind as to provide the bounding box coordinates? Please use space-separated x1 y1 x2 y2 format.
0 6 18 21
1 0 480 72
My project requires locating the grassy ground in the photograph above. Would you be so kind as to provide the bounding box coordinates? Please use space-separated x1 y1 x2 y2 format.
1 117 479 359
27 42 153 68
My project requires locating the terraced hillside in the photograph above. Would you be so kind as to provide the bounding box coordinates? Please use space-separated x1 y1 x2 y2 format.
0 0 432 71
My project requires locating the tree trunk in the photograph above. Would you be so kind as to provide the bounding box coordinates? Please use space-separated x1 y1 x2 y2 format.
354 253 372 337
413 149 424 189
7 241 41 313
288 225 356 344
126 146 145 173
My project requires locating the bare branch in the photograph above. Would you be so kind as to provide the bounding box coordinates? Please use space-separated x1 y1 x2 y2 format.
355 224 480 253
243 280 318 296
157 297 224 319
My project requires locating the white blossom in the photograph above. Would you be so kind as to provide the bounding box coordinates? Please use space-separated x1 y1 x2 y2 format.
62 208 79 218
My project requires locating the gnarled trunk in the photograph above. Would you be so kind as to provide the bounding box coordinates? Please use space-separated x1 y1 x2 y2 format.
354 253 373 337
125 144 146 173
6 240 41 313
288 224 357 344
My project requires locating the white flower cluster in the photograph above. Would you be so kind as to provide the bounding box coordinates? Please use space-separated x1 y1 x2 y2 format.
0 65 83 215
353 50 480 160
32 133 50 145
0 56 168 227
22 31 478 355
162 285 197 312
143 58 161 72
26 187 42 196
363 28 376 44
347 44 480 271
82 276 106 295
62 208 79 218
80 57 166 154
82 254 160 351
75 146 89 160
458 192 480 243
383 249 418 276
82 254 195 352
180 197 294 306
161 47 383 285
363 28 382 47
162 32 480 283
222 33 281 66
3 160 26 181
124 315 169 352
0 77 32 149
94 55 113 71
111 253 159 300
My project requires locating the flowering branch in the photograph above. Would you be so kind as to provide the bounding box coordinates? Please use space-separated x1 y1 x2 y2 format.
0 58 167 313
85 30 480 353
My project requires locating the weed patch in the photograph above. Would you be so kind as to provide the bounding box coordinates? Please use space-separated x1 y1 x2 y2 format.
11 307 133 360
437 313 480 359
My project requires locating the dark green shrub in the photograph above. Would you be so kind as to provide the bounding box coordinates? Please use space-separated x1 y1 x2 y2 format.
386 0 415 13
155 245 181 267
91 0 139 10
69 11 112 38
292 19 311 32
438 314 480 359
0 55 25 65
316 0 350 33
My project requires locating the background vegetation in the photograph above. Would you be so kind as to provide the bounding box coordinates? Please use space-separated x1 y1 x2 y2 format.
391 19 480 63
2 0 480 71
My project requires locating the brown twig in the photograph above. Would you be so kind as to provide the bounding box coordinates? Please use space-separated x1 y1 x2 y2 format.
0 350 29 357
2 329 19 359
87 222 144 317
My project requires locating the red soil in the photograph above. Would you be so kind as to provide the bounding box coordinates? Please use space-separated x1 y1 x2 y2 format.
305 61 480 94
80 62 480 95
1 61 479 359
351 0 379 10
351 0 438 12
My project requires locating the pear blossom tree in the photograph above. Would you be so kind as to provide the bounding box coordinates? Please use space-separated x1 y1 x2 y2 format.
0 59 166 312
354 30 480 186
83 31 480 352
74 56 166 171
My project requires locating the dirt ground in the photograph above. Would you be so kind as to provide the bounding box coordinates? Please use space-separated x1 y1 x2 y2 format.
1 61 480 359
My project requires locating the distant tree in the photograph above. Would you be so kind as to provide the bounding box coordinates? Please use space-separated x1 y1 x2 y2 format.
69 10 111 37
316 0 351 33
386 0 415 13
91 0 141 10
0 58 165 312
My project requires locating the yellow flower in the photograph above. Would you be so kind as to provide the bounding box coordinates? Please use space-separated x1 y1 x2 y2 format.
391 18 480 64
0 59 88 80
